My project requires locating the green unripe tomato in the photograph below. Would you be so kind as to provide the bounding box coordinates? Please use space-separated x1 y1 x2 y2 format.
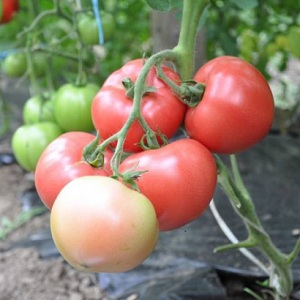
275 35 288 50
43 18 73 47
2 52 27 77
23 96 55 124
32 52 49 77
266 43 279 57
78 11 115 45
53 83 99 132
12 122 63 172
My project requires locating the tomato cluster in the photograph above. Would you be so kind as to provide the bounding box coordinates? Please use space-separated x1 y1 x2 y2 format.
31 56 274 273
12 82 99 172
2 6 115 174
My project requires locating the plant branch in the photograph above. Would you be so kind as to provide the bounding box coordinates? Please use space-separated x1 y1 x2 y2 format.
18 0 72 38
209 200 269 275
173 0 210 80
286 237 300 265
216 155 294 298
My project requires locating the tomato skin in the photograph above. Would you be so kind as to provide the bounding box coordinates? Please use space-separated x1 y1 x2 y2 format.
23 96 55 124
51 176 159 273
78 11 115 45
92 59 186 152
32 52 48 77
53 83 99 132
0 0 19 24
119 138 217 231
185 56 274 154
35 131 113 209
11 122 63 172
2 52 27 77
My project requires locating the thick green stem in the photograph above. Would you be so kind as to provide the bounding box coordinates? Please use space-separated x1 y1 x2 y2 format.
173 0 210 80
216 155 294 299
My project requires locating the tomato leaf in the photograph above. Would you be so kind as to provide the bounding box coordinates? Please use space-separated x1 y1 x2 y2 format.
230 0 258 10
145 0 182 11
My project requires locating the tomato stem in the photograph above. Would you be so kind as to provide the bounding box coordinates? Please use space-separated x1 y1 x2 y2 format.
156 64 205 106
75 44 88 87
216 155 295 299
25 40 40 96
173 0 210 80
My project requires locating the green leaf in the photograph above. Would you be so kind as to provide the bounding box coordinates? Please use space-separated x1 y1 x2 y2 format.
230 0 258 10
145 0 182 11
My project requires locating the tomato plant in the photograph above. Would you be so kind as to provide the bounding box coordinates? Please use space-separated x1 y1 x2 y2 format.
3 1 297 296
78 11 115 45
51 176 159 273
2 52 27 77
0 0 19 24
11 122 63 172
185 56 275 154
92 58 187 152
23 95 55 124
35 131 113 209
119 138 217 231
53 83 99 132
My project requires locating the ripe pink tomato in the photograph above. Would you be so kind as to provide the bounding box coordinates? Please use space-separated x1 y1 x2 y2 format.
92 58 186 152
119 138 217 231
185 56 274 154
51 176 159 273
35 131 113 209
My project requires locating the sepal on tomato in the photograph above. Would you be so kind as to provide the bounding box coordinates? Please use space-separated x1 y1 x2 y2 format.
179 81 205 107
122 77 157 99
83 132 104 167
119 167 148 192
139 129 168 150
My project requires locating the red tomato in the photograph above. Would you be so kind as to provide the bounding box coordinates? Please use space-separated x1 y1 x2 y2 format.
35 131 113 209
92 58 186 152
51 176 159 273
185 56 274 154
0 0 19 24
119 138 217 231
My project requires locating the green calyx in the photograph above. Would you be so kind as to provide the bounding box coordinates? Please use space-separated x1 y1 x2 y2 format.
122 77 156 99
82 132 104 167
139 129 168 150
178 81 205 107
